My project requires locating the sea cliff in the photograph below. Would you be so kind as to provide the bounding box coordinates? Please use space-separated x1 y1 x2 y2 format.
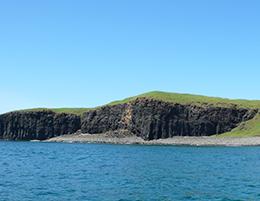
0 93 258 141
0 111 80 140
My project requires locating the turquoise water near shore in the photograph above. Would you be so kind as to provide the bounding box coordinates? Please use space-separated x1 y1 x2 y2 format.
1 142 260 201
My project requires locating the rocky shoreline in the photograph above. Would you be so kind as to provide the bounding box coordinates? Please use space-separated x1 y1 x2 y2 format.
45 133 260 146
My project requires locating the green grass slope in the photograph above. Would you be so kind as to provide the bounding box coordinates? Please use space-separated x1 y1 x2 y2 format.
218 113 260 137
16 108 91 115
139 91 260 109
109 91 260 109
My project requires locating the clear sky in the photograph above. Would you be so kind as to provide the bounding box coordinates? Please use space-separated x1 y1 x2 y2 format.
0 0 260 113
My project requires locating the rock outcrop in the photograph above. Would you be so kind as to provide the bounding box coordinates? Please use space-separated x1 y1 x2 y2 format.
0 98 258 141
0 111 81 140
81 98 257 140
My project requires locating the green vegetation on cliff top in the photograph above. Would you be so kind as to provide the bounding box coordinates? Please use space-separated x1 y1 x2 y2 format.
109 91 260 109
15 91 260 115
18 108 91 115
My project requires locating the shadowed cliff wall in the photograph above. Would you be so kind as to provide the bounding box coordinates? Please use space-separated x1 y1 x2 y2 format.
81 98 257 140
0 111 81 140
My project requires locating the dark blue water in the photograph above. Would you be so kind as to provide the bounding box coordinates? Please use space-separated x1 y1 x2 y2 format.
1 142 260 201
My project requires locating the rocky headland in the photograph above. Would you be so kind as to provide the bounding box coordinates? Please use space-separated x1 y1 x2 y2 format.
1 91 260 145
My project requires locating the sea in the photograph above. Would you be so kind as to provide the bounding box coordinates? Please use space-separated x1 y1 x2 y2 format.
0 141 260 201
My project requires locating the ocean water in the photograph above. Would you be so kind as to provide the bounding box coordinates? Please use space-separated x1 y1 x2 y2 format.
0 142 260 201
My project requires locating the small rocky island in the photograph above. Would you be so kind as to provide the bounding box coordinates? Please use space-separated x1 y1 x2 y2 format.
0 91 260 145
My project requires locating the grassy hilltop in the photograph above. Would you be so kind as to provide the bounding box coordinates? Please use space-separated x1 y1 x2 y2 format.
15 91 260 137
18 107 92 115
109 91 260 109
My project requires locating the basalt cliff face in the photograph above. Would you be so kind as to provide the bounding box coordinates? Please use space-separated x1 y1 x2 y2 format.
0 111 81 140
0 98 258 141
81 98 257 140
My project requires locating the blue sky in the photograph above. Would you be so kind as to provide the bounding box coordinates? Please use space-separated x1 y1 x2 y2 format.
0 0 260 113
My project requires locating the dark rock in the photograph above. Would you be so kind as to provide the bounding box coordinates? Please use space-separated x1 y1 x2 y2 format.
81 104 128 134
81 98 257 140
0 111 81 140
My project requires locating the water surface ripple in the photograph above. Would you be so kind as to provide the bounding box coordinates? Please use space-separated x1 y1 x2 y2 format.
0 141 260 201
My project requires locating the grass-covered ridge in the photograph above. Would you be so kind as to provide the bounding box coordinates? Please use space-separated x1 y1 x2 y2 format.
16 108 91 115
109 91 260 109
13 91 260 115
